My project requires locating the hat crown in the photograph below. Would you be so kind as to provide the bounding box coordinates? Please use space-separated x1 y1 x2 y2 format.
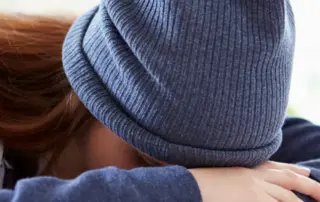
63 0 295 166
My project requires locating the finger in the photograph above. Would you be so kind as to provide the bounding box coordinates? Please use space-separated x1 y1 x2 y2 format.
260 181 302 202
262 169 320 201
257 161 310 177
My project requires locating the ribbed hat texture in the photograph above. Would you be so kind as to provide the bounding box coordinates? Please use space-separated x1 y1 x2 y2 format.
63 0 295 167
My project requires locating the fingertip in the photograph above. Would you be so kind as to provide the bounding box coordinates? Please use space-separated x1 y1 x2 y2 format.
298 166 311 176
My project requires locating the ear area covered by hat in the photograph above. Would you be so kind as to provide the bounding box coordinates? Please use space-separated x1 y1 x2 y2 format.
63 0 295 167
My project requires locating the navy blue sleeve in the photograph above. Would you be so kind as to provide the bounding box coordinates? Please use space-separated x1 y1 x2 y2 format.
271 117 320 202
0 166 202 202
272 117 320 163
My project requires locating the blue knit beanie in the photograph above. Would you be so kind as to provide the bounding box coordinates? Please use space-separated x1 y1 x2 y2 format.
62 0 295 167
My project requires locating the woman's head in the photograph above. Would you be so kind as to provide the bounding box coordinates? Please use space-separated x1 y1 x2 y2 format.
63 0 295 167
0 14 161 179
0 0 295 176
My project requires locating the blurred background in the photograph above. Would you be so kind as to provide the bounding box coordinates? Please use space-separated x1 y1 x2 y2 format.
1 0 319 124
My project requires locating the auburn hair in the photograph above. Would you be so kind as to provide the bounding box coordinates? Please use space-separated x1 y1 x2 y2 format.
0 14 94 176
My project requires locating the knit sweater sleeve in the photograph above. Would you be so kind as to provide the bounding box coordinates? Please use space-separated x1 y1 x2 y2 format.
271 117 320 202
272 117 320 163
0 166 202 202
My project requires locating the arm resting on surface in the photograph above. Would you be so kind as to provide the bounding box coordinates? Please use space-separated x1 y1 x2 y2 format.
0 166 201 202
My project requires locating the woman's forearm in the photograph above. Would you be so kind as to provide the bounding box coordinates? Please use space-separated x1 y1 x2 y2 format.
0 166 201 202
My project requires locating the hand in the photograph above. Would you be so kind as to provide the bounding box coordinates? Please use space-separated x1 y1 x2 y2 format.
189 161 320 202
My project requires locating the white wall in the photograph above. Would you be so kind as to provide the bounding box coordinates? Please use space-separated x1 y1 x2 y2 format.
0 0 99 14
290 0 320 124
